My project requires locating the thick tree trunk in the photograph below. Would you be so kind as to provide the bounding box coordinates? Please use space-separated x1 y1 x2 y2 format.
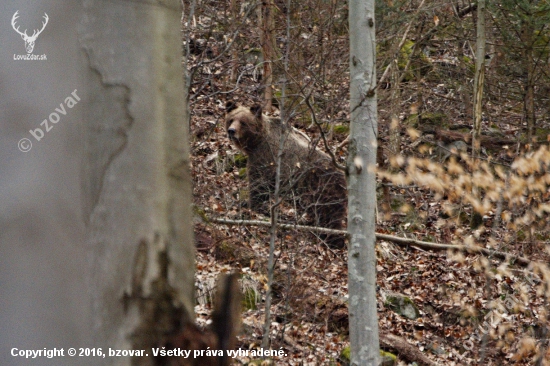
80 1 195 362
2 1 195 365
347 0 380 364
1 3 93 365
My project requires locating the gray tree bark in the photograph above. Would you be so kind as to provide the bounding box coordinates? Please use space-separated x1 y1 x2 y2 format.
80 0 194 362
472 0 486 158
347 0 380 364
1 2 91 365
0 1 194 365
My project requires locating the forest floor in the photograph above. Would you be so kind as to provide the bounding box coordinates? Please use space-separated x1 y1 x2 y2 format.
186 16 550 366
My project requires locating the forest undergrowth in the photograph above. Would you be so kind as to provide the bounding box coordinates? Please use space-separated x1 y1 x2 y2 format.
186 1 550 364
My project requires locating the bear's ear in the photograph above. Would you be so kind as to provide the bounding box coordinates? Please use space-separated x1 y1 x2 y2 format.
226 101 238 113
250 104 262 118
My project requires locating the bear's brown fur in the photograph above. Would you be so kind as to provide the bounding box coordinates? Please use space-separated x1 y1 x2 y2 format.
225 102 347 248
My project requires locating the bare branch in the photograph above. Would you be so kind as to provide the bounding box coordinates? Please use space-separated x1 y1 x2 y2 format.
304 94 346 172
209 217 534 267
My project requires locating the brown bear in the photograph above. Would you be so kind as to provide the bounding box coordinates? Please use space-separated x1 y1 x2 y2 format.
225 102 347 248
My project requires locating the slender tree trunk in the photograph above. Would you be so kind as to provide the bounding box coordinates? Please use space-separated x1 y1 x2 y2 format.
348 0 380 364
520 16 536 144
230 0 239 82
382 60 402 217
260 0 275 111
262 0 291 348
524 48 535 145
472 0 486 159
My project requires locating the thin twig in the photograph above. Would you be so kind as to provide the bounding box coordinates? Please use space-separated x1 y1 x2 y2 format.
304 94 346 172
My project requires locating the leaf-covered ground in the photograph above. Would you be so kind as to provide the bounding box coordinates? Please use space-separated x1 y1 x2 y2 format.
191 99 550 365
186 3 550 364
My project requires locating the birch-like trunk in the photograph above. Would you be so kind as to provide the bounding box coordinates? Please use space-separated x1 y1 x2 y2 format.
347 0 380 364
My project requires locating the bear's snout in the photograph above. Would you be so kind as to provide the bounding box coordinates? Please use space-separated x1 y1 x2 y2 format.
227 127 237 139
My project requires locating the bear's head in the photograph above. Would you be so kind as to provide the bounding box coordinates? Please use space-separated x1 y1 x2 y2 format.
225 102 264 153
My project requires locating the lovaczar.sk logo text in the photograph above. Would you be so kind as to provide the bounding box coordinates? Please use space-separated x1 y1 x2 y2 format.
12 10 48 60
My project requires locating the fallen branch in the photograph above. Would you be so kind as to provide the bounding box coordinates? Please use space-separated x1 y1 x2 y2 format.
379 332 440 366
211 217 345 235
375 232 532 267
209 217 534 267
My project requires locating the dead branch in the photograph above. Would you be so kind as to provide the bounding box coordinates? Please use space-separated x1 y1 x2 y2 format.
209 217 534 267
434 129 515 148
211 217 345 235
379 332 441 366
375 232 531 266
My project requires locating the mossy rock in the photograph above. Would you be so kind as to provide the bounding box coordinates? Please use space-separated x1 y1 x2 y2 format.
238 167 247 179
385 292 421 320
398 40 414 67
408 110 449 131
193 205 209 222
390 195 406 211
518 127 550 144
379 350 397 366
421 112 448 128
334 124 350 135
340 347 351 364
398 40 416 81
239 188 249 203
398 39 432 80
222 153 248 173
488 125 505 137
339 347 396 366
214 241 238 261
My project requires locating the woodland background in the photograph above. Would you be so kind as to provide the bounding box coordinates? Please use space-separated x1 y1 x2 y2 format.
186 0 550 365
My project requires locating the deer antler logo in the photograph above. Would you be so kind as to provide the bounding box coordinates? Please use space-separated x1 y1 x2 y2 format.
11 11 49 54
